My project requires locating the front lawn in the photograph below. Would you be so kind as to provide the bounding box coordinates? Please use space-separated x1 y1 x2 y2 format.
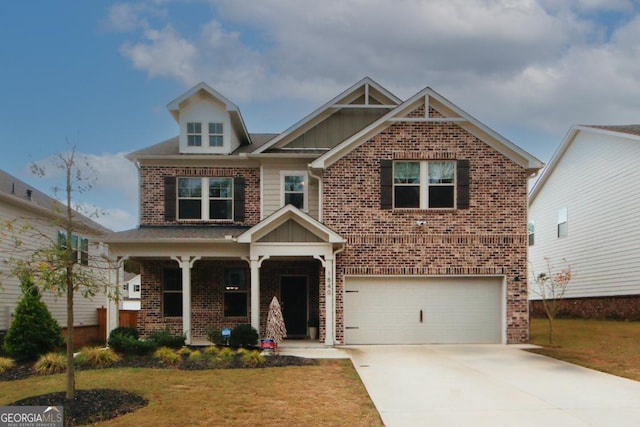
0 359 382 426
530 317 640 382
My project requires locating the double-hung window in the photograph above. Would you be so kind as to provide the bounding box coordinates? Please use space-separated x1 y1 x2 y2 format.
282 172 306 210
57 231 89 266
528 220 535 246
177 177 233 220
187 122 202 147
209 122 223 147
393 161 456 209
163 268 182 317
224 268 248 317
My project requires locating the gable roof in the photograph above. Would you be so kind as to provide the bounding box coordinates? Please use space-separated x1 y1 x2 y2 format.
237 204 344 244
529 124 640 203
253 77 401 154
310 87 544 175
166 82 251 145
0 169 111 234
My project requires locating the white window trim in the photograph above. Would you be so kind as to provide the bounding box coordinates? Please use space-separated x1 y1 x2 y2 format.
208 122 224 147
557 207 568 238
177 177 234 221
393 161 456 209
280 170 308 212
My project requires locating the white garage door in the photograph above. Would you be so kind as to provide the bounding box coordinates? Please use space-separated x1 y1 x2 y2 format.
344 277 503 344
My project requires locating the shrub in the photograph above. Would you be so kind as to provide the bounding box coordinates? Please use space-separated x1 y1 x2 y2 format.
108 327 139 341
147 327 185 349
108 333 156 356
34 352 66 375
203 346 220 356
76 346 120 367
188 350 202 361
0 357 15 373
153 347 181 365
238 349 265 368
206 328 228 346
3 279 64 361
229 324 258 349
210 347 236 368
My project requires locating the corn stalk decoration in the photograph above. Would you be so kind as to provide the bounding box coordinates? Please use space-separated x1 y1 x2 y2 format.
265 296 287 347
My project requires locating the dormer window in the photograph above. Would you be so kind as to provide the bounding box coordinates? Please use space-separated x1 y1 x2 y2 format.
209 122 223 147
187 122 202 147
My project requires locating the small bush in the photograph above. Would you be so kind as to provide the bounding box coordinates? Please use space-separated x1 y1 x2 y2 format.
203 346 220 356
188 350 202 361
108 327 139 341
0 357 15 373
229 324 258 349
153 347 181 365
34 352 66 375
76 346 120 367
147 327 185 349
4 279 64 361
239 349 265 367
206 328 228 346
178 347 192 357
108 333 156 356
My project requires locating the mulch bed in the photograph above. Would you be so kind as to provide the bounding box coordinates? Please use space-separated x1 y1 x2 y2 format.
1 352 317 426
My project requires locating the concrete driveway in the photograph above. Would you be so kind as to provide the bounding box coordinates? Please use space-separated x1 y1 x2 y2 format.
344 345 640 427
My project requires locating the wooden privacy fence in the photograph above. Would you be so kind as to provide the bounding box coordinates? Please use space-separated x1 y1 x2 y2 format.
97 307 139 342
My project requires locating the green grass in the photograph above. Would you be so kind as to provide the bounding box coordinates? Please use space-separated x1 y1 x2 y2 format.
0 360 383 426
530 317 640 381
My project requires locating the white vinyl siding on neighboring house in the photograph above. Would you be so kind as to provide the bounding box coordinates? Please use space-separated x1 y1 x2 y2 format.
529 130 640 299
0 201 109 330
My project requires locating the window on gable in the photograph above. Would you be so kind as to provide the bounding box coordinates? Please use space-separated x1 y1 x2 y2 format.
528 220 535 246
163 268 182 317
209 122 223 147
557 207 568 238
393 161 456 209
187 122 202 147
282 173 306 210
224 268 247 317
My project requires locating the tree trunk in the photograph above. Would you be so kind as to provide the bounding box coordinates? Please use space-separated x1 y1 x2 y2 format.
66 267 75 400
547 316 553 345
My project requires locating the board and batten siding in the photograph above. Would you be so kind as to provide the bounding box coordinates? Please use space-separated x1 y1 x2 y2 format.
528 130 640 299
0 201 109 331
261 162 319 219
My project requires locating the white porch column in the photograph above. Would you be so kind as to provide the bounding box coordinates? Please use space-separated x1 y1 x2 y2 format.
106 260 123 337
324 255 334 345
172 256 201 345
250 257 261 334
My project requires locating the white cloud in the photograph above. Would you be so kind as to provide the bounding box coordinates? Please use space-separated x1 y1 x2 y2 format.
93 206 137 232
111 0 640 157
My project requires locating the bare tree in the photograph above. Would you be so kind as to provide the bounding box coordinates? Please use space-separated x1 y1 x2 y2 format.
1 147 113 401
265 296 287 348
531 257 572 344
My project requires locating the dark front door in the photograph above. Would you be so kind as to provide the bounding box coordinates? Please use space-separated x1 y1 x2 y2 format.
280 276 308 337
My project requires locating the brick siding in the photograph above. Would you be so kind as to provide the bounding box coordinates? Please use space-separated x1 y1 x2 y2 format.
138 166 260 226
530 295 640 321
323 113 530 344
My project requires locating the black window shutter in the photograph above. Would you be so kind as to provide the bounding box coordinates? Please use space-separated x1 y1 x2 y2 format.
380 160 393 209
456 159 470 209
164 176 177 221
233 177 246 222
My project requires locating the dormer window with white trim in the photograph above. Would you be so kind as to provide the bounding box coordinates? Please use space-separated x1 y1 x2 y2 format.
187 122 202 147
209 122 223 147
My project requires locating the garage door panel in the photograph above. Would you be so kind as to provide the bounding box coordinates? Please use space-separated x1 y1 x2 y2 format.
344 277 503 344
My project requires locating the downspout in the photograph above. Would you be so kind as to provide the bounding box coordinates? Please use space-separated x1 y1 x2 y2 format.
307 166 323 222
332 243 346 344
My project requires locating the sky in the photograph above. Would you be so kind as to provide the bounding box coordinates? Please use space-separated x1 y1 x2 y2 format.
1 0 640 232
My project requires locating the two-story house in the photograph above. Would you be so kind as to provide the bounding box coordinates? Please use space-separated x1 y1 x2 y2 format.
103 77 543 345
0 169 113 347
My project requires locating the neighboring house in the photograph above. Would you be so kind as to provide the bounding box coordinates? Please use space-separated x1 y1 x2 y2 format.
528 125 640 319
121 274 141 310
102 77 542 345
0 169 113 346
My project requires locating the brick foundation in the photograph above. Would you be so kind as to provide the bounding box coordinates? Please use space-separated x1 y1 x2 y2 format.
530 295 640 321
